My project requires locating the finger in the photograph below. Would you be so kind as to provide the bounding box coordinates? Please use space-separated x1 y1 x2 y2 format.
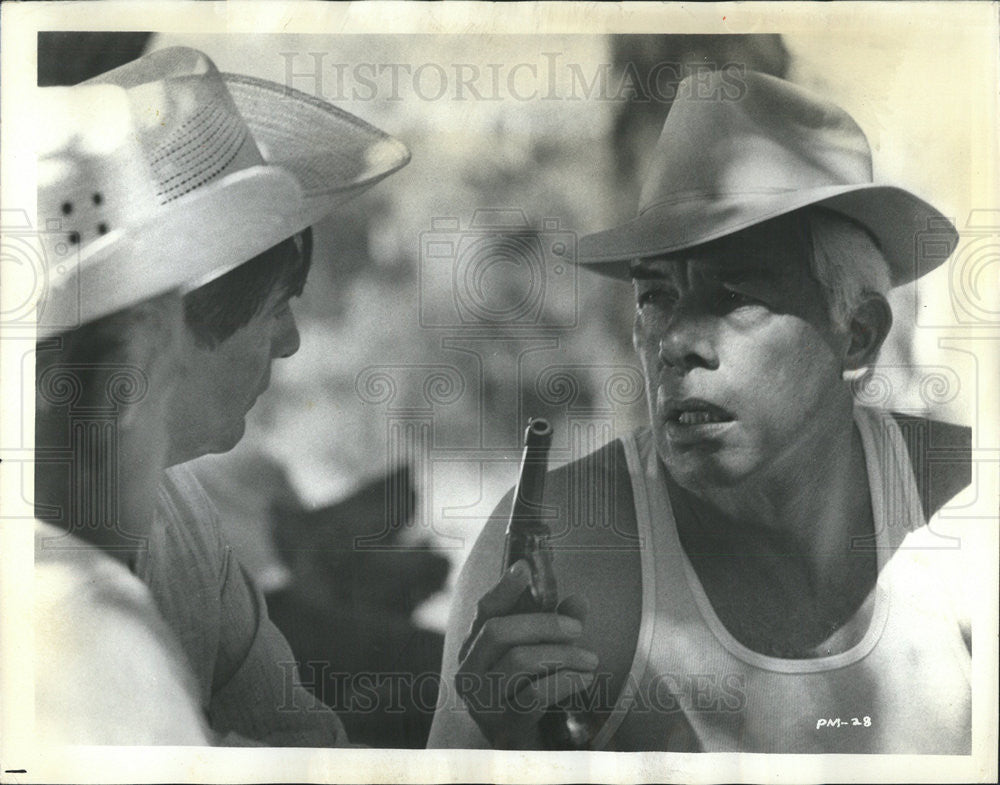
494 644 599 699
509 669 596 718
478 560 534 618
556 594 590 625
460 612 584 677
458 560 533 663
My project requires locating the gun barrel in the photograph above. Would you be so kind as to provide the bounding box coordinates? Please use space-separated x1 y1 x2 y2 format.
509 418 553 530
504 418 556 611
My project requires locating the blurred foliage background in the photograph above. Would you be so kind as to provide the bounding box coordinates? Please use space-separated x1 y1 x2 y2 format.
40 28 985 746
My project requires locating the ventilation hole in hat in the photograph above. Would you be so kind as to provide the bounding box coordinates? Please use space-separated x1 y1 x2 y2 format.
61 202 73 216
68 231 80 245
92 193 103 206
97 223 109 235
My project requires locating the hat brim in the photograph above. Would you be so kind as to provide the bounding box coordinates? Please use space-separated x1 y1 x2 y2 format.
576 184 958 287
37 73 410 337
223 73 411 225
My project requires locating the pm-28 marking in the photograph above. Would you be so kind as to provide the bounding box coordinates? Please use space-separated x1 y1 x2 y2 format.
816 717 873 729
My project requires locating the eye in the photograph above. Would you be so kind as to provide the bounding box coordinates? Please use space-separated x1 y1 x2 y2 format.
636 287 676 309
719 288 758 308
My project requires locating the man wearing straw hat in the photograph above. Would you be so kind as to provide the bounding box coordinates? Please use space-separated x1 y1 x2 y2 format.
29 80 236 744
432 70 972 753
35 46 410 746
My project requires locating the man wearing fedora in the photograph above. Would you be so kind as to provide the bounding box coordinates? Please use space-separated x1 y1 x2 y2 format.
430 71 972 753
46 46 410 746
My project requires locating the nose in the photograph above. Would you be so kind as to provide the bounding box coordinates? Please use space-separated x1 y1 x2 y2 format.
657 307 719 374
273 308 301 359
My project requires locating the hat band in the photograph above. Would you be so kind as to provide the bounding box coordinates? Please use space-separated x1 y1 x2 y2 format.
636 185 870 217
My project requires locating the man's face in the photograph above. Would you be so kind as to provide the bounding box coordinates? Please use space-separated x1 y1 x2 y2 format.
167 285 301 464
632 224 850 492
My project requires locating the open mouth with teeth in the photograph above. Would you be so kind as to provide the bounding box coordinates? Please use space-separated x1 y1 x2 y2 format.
674 410 731 425
666 402 735 426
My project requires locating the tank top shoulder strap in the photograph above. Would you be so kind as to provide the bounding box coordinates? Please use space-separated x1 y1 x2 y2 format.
591 428 659 749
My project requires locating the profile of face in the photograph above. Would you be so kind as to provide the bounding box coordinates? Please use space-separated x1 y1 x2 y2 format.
167 284 302 465
632 219 861 492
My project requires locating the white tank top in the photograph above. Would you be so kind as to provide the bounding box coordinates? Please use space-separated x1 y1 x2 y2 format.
592 406 971 753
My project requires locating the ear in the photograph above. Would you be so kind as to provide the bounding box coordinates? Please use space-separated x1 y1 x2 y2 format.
842 292 893 373
116 293 183 428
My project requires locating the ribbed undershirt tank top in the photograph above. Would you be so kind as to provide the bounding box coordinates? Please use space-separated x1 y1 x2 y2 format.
592 406 971 753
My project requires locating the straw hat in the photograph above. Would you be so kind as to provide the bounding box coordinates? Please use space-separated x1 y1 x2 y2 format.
35 46 410 336
577 70 958 285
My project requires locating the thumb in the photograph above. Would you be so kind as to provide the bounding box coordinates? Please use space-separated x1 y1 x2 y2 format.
477 559 533 618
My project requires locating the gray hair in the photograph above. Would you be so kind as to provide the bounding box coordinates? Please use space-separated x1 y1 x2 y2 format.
806 208 892 332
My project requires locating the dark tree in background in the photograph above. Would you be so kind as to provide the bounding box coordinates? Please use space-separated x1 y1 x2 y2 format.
38 32 153 86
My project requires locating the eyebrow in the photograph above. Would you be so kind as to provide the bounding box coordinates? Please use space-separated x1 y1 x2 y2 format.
630 260 775 283
630 265 666 281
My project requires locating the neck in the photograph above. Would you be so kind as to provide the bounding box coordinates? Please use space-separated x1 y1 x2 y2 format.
671 405 873 588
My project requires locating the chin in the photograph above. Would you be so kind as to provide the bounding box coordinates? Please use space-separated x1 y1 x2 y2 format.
172 419 247 464
212 420 247 455
655 432 760 492
663 454 746 491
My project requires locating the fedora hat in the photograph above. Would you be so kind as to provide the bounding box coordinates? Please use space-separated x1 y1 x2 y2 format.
577 70 958 285
35 46 410 337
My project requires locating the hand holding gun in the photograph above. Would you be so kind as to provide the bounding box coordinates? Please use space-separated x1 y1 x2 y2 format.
456 419 596 750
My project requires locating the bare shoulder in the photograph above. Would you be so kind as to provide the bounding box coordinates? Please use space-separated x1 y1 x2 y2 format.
444 433 639 649
427 436 644 747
